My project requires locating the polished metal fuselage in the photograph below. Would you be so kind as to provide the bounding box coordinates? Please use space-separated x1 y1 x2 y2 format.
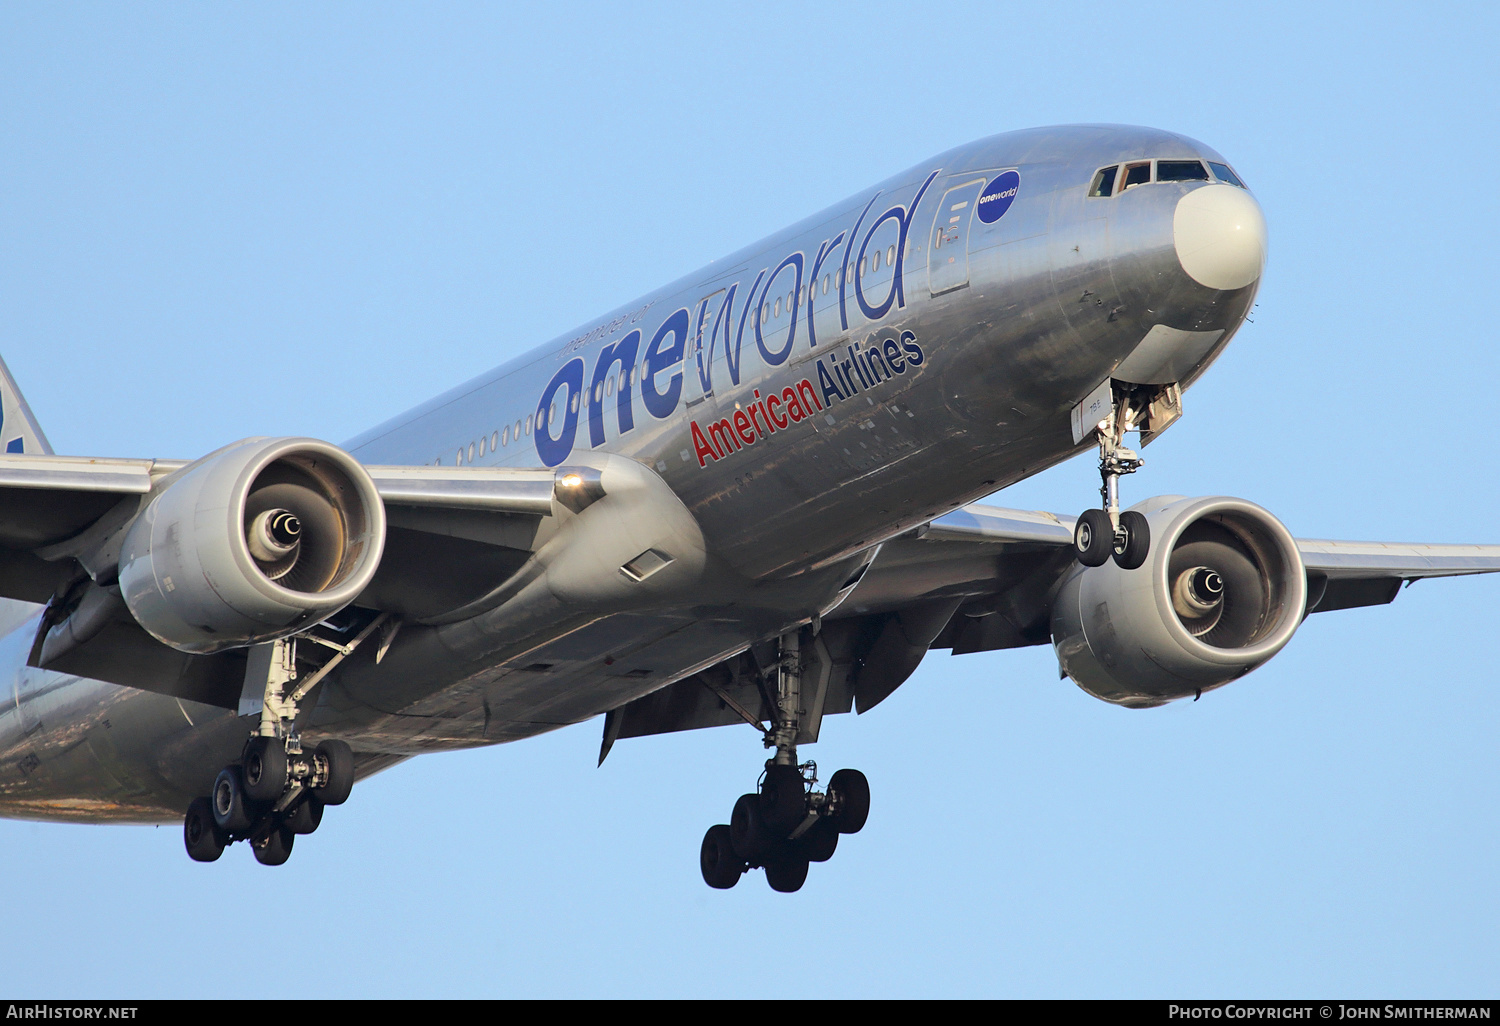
0 124 1258 821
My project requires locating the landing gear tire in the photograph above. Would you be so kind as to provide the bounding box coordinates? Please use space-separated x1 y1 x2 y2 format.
252 822 294 866
798 818 839 863
183 797 226 862
313 739 354 806
828 768 870 835
242 736 288 803
211 767 255 836
764 851 810 893
1074 509 1113 568
284 795 324 836
1112 510 1150 570
700 824 745 889
730 793 772 862
759 763 806 833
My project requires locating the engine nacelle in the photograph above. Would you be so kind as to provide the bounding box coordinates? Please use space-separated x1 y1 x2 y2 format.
118 437 385 654
1050 496 1306 708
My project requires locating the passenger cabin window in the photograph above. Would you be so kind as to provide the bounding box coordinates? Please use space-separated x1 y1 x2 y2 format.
1209 162 1246 188
1089 165 1118 197
1121 162 1152 190
491 430 499 450
1157 160 1209 182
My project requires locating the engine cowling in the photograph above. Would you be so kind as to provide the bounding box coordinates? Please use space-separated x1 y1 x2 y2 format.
1050 496 1306 708
118 437 385 654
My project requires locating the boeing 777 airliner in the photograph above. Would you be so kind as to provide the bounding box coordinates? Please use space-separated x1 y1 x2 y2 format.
1 124 1494 892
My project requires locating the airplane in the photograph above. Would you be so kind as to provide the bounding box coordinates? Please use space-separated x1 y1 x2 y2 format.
2 123 1496 893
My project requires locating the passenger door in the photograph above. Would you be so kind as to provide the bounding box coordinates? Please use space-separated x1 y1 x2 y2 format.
927 176 990 296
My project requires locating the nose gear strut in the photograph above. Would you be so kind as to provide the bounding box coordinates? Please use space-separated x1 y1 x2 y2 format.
699 627 870 892
1074 389 1151 570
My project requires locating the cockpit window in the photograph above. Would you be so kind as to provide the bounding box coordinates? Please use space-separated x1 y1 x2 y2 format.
1156 160 1209 182
1089 165 1118 197
1121 162 1151 190
1208 162 1246 188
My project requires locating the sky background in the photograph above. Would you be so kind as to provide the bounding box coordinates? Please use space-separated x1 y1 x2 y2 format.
2 1 1498 998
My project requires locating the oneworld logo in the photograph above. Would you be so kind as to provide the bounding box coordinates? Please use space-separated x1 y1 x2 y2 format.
976 170 1021 224
531 169 944 468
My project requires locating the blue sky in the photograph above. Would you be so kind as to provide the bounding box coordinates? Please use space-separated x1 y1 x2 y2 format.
1 1 1496 997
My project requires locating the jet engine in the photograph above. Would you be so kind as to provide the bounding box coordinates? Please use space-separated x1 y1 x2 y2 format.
118 437 386 654
1050 496 1306 708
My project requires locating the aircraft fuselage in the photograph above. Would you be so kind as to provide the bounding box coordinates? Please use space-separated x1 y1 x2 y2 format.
0 124 1261 821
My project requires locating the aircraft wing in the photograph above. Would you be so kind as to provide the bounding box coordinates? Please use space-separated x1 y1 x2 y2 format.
602 501 1500 748
0 449 574 710
875 503 1500 618
0 452 560 603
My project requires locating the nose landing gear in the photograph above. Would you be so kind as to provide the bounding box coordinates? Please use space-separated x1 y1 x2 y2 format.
1075 391 1151 570
699 628 871 893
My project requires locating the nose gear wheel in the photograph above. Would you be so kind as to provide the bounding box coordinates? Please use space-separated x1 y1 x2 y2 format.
1074 387 1153 570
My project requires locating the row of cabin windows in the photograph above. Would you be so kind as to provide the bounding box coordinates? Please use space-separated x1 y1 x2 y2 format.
445 413 535 466
758 244 904 323
441 240 923 463
1088 159 1245 198
443 361 644 464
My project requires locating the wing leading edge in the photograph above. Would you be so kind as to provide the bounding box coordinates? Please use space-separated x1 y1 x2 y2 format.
909 503 1500 614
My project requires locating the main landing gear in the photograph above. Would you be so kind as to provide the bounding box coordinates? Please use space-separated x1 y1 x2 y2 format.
699 629 871 893
1074 390 1151 570
183 735 353 866
183 621 384 865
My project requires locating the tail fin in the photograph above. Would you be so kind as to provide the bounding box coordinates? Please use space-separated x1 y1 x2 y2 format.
0 355 53 455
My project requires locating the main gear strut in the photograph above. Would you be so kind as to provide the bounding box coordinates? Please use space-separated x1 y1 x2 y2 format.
183 613 390 866
698 627 870 893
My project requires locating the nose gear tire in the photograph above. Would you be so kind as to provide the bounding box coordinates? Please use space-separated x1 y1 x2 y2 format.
1074 509 1113 567
1112 510 1150 570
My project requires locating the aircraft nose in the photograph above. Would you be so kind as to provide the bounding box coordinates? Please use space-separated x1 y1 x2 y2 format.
1172 184 1267 291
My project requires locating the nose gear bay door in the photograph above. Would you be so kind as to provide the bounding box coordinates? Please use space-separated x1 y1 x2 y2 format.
927 176 989 296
